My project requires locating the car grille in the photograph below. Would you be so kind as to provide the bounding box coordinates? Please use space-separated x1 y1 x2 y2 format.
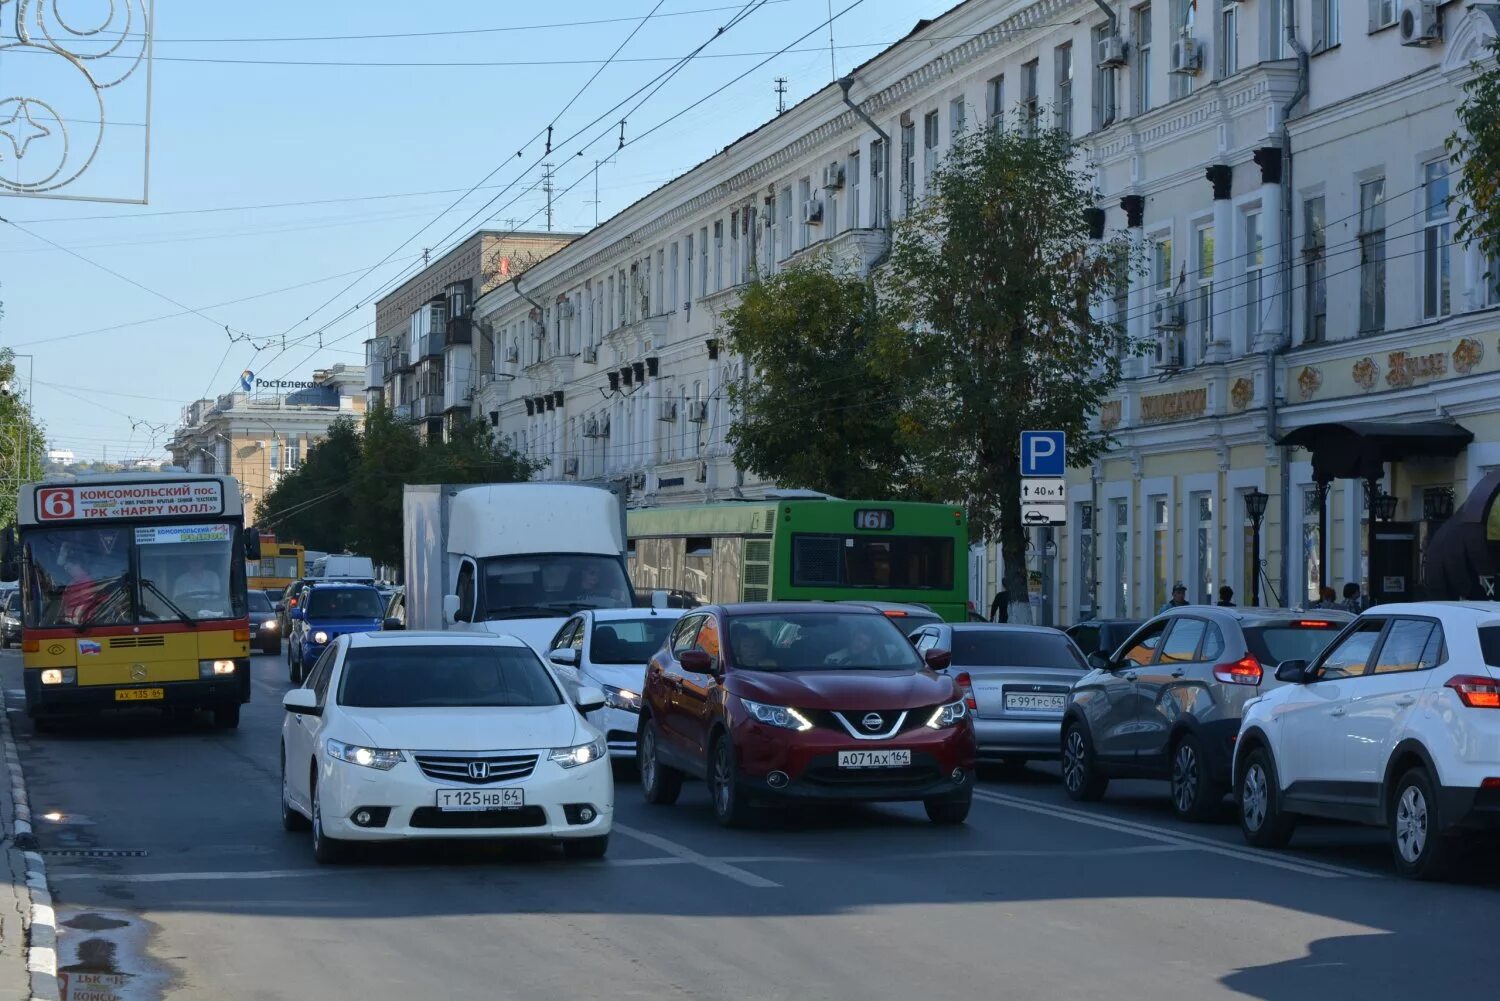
409 806 547 829
803 708 934 738
412 752 539 785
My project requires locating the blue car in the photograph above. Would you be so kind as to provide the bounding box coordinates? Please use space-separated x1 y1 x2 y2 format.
288 582 388 684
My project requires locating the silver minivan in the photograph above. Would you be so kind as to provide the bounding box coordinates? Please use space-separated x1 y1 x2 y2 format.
1060 608 1352 821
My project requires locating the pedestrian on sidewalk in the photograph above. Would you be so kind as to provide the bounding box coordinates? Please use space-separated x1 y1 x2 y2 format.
989 589 1009 623
1216 585 1236 607
1310 585 1338 609
1158 583 1189 613
1341 582 1365 614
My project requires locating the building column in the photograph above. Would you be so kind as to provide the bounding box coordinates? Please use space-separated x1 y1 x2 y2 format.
1252 147 1284 353
1206 164 1234 363
1122 194 1146 379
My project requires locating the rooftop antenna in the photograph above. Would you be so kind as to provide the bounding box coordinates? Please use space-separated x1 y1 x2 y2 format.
826 0 837 82
541 162 556 232
774 76 788 114
587 157 616 228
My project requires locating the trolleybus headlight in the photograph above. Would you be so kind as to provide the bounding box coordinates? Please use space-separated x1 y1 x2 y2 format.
39 669 76 686
198 660 237 678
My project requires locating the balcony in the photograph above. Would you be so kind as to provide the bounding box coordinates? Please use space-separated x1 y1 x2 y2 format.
421 332 445 360
387 349 412 374
364 358 385 391
414 393 444 420
394 402 413 421
446 315 473 346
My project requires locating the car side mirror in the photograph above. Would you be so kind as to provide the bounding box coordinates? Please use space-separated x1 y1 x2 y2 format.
1087 651 1112 672
575 685 606 714
442 594 461 623
650 589 670 610
382 617 404 631
274 602 285 613
282 690 322 716
680 649 713 673
244 526 262 562
924 648 951 671
1275 659 1310 684
549 647 579 667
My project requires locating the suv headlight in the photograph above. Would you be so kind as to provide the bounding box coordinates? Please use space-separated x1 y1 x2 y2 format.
326 738 404 770
549 736 606 768
311 630 329 644
925 699 968 729
601 684 642 712
739 697 813 732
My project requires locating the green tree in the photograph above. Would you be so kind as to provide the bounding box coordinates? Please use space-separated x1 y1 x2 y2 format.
0 349 46 531
256 416 361 551
724 260 925 499
1451 35 1500 279
882 121 1136 622
349 407 427 569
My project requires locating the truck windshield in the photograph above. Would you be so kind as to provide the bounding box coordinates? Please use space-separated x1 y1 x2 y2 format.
481 555 633 619
24 523 244 627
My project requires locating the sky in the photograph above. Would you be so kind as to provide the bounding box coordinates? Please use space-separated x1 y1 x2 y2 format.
0 0 960 463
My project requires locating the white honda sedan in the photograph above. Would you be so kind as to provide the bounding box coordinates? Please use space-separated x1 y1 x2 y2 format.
280 631 613 864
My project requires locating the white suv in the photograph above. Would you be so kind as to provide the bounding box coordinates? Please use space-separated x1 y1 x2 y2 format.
1234 602 1500 879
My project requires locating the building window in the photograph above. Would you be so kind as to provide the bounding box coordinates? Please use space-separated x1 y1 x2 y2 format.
1219 0 1238 76
1267 0 1286 58
1077 502 1095 618
286 437 301 470
1021 60 1040 133
268 440 280 471
1303 196 1326 343
1488 251 1500 306
826 177 839 238
779 188 792 261
1169 0 1195 101
1245 211 1265 338
949 96 966 137
1133 4 1153 115
1370 0 1397 31
669 243 679 309
1112 498 1130 617
1151 498 1169 613
1313 0 1340 51
986 75 1005 130
1193 492 1214 605
1153 235 1173 294
1423 160 1452 319
848 151 861 229
698 226 709 296
1359 177 1386 333
869 140 886 228
728 215 739 285
1055 43 1074 135
922 110 939 192
1092 24 1118 130
1303 487 1322 606
713 220 724 292
1194 224 1214 360
900 120 916 217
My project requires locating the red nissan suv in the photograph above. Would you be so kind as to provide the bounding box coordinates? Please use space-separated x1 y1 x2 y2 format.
637 603 977 827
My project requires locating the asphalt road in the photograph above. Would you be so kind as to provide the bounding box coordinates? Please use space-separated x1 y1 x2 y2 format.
6 649 1500 1001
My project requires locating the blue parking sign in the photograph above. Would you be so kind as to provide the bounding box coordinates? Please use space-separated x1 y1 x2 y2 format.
1020 431 1066 477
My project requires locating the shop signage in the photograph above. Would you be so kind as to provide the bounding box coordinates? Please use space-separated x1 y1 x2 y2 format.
1386 350 1447 388
1140 388 1207 423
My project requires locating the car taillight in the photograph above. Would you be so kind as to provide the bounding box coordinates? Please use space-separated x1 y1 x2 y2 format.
1213 657 1263 686
1296 621 1330 628
1445 675 1500 708
954 672 977 711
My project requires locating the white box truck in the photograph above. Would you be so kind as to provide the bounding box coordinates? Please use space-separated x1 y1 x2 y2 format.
403 483 633 653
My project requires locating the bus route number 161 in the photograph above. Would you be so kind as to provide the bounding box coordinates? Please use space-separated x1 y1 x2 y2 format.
854 509 893 531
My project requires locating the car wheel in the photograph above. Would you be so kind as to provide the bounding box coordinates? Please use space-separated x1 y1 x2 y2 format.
1390 767 1455 880
310 780 347 865
1237 747 1294 848
638 719 682 806
212 703 240 730
1061 723 1108 802
1169 734 1224 822
923 793 972 825
563 835 609 860
709 735 755 829
281 748 310 832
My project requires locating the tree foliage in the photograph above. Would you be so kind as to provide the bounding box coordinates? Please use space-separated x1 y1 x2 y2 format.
1451 35 1500 277
0 348 46 531
724 260 931 500
257 410 538 571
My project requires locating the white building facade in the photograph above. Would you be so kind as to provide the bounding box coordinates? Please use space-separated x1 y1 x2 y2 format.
471 0 1500 620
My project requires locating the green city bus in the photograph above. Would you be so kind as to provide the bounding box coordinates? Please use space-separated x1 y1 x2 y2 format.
626 499 969 621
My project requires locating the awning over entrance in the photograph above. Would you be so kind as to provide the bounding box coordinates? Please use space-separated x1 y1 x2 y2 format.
1278 420 1474 482
1423 469 1500 600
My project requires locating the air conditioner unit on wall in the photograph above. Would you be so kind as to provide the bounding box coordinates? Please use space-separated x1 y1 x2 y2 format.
658 400 677 422
1399 0 1441 44
505 344 519 363
1153 296 1186 330
563 457 579 476
630 471 646 490
695 461 708 483
686 400 708 423
1097 33 1127 68
823 162 846 189
802 199 824 224
583 345 598 364
1169 37 1201 74
583 416 600 438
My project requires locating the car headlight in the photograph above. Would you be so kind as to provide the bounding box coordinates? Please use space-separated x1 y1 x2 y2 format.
326 738 404 771
601 684 642 712
198 659 237 678
311 630 329 644
739 697 813 731
549 736 607 768
262 620 277 632
925 698 968 729
40 668 76 686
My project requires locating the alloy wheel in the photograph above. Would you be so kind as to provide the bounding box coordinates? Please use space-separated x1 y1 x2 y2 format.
1396 785 1429 864
713 741 733 816
1172 743 1200 814
1062 730 1086 793
640 728 657 792
1241 762 1268 833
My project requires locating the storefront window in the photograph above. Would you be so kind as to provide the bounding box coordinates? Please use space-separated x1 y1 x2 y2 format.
1194 492 1213 604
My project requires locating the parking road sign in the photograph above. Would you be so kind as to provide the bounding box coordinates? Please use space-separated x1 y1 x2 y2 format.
1021 431 1066 476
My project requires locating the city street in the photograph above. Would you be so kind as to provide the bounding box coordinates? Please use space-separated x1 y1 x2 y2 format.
4 652 1498 1000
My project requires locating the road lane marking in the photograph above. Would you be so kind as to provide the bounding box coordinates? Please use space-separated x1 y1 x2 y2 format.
971 789 1376 879
610 823 780 888
49 868 349 883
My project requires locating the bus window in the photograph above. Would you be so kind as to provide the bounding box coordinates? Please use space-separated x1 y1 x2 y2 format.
24 528 132 627
791 534 954 590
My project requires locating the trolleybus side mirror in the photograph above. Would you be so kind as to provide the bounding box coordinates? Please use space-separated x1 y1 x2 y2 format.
244 527 262 563
0 526 16 581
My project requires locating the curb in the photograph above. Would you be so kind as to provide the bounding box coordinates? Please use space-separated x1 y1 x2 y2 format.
1 692 58 1001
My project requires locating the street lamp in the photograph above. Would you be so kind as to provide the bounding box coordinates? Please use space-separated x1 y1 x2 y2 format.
1423 487 1454 524
1245 488 1269 607
193 447 217 473
1373 492 1399 522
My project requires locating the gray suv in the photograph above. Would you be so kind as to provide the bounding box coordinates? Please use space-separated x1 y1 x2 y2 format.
1060 608 1352 821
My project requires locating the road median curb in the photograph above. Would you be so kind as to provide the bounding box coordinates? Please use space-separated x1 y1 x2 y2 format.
1 690 58 1001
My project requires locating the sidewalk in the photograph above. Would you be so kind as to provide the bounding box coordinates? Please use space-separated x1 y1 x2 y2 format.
0 692 56 1001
